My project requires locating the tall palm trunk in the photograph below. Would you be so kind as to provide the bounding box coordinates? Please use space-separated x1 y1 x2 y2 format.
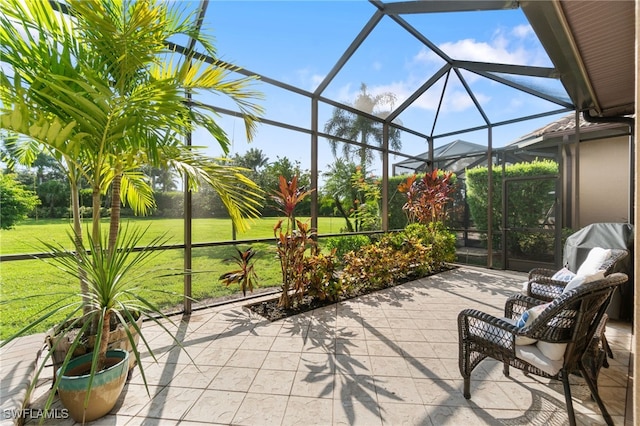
69 174 91 316
91 186 102 248
333 195 354 232
108 170 122 254
97 309 111 371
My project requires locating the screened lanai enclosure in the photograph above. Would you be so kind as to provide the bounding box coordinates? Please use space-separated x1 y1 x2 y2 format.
1 1 635 313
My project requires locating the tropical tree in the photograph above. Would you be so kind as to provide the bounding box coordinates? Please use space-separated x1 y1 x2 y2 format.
322 158 359 232
0 173 40 229
324 83 402 167
0 0 264 312
398 170 456 225
322 159 381 232
37 179 70 218
350 166 381 232
143 165 178 193
233 148 269 173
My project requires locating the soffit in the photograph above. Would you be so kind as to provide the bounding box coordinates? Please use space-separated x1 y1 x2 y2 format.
521 0 635 118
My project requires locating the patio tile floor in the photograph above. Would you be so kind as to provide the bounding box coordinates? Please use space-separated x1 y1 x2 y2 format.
3 266 633 425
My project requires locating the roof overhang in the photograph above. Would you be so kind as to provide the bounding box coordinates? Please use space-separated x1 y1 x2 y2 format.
521 0 636 118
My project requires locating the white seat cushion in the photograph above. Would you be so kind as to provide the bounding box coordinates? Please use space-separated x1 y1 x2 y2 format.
515 344 564 376
537 341 567 361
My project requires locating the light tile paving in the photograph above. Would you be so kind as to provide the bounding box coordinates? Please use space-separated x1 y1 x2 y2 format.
2 266 633 425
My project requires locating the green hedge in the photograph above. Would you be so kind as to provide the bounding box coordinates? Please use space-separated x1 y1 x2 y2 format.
465 159 558 251
388 174 410 230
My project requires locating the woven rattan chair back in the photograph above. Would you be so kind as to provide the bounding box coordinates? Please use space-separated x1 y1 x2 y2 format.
458 272 628 426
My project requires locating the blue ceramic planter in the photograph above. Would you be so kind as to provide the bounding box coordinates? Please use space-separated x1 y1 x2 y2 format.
56 348 129 423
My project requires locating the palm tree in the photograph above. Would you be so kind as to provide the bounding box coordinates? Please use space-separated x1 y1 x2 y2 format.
142 165 178 193
233 148 269 173
324 83 402 167
0 0 264 309
322 159 359 232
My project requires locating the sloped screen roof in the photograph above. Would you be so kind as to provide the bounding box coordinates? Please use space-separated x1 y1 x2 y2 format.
187 0 590 145
191 0 633 135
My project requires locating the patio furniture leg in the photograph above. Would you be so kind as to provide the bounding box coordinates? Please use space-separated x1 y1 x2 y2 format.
603 334 613 367
503 362 510 377
463 377 471 399
580 363 614 426
561 370 577 426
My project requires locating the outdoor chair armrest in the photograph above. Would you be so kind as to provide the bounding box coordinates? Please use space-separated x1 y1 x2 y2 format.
528 267 557 280
525 277 567 301
459 309 521 352
504 294 548 320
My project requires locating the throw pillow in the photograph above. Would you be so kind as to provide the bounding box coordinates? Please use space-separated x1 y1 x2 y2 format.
516 303 550 328
562 270 606 294
514 303 550 346
575 247 611 276
551 267 576 282
536 269 606 360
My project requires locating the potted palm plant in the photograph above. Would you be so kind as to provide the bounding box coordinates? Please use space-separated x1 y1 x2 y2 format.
0 224 187 422
0 0 264 378
0 0 264 422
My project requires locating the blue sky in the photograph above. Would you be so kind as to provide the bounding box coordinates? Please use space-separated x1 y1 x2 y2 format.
190 1 571 177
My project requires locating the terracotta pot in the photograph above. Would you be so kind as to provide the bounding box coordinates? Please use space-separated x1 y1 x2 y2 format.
56 349 129 423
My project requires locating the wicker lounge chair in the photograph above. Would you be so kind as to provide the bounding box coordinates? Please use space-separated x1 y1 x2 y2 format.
524 248 628 366
458 272 628 426
524 248 628 301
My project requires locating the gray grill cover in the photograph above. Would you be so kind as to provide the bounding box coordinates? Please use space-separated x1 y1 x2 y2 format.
563 223 634 320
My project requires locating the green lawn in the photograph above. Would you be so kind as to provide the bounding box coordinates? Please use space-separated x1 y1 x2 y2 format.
0 216 348 255
0 216 349 340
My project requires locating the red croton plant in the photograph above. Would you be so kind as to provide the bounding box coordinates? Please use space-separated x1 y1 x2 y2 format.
398 169 456 225
272 175 315 308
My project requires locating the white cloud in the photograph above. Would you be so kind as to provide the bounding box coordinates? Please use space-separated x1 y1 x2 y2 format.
512 24 534 39
310 73 325 90
294 67 327 91
447 91 491 112
509 97 525 109
438 38 529 65
335 82 355 104
333 77 491 117
412 25 548 67
328 24 547 117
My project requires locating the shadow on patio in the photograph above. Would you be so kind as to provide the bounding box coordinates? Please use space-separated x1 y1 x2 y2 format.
16 266 633 425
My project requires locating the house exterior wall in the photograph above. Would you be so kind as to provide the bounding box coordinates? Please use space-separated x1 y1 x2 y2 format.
633 1 639 421
574 135 631 226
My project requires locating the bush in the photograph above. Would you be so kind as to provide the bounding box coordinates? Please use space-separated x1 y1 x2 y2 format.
153 192 183 217
387 174 412 230
340 222 456 294
305 250 341 302
388 172 459 230
323 234 371 259
423 222 457 265
0 174 40 229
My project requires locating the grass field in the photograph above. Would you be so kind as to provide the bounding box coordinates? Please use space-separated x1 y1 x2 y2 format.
0 216 351 340
0 216 349 255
